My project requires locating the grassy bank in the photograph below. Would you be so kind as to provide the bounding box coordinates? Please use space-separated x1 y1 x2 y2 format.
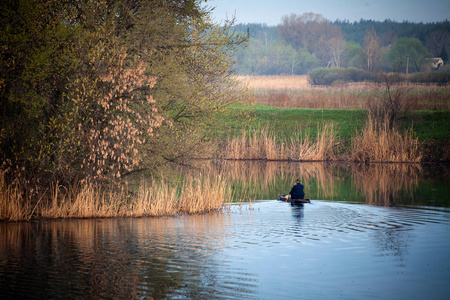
217 105 367 143
215 105 449 162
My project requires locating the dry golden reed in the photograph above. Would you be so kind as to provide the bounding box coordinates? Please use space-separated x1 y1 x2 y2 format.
238 75 310 90
240 75 450 110
221 124 338 161
0 172 32 221
0 171 231 222
351 114 422 163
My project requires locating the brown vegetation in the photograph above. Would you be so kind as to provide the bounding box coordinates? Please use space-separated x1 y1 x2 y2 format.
220 116 421 163
351 114 422 163
239 75 310 90
0 170 231 222
220 124 338 161
240 75 450 110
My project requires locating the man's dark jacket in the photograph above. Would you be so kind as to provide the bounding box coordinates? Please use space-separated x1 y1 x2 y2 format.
289 183 305 199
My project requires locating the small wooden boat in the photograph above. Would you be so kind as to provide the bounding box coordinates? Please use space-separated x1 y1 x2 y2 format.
278 194 311 204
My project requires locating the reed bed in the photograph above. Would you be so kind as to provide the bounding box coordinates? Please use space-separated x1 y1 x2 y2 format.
0 171 232 222
239 75 310 90
253 88 450 110
240 75 449 91
0 173 33 221
134 175 230 216
221 124 338 161
254 90 368 109
240 75 450 110
351 114 422 163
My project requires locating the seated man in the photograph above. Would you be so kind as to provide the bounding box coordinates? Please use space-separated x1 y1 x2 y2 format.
289 178 305 199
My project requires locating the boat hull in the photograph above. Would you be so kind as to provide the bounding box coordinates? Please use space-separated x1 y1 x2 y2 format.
277 194 310 203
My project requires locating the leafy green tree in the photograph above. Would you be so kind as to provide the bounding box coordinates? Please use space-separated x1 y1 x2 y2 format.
145 14 250 169
234 38 260 74
0 0 249 191
263 40 296 74
293 47 320 74
342 41 364 68
386 38 432 73
0 0 80 185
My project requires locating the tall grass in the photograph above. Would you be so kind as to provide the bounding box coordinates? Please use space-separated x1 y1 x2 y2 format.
253 88 450 110
220 124 338 161
0 172 33 221
255 90 369 109
0 171 231 222
134 175 230 216
240 75 450 110
239 75 309 90
351 114 422 162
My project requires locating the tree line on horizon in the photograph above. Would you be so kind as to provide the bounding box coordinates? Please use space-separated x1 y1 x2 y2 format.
232 13 450 76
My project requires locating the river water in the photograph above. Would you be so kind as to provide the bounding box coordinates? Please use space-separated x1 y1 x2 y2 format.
1 162 449 299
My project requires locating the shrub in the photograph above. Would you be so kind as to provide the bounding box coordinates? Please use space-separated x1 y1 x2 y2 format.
408 71 450 85
344 68 377 82
308 68 376 85
307 68 341 85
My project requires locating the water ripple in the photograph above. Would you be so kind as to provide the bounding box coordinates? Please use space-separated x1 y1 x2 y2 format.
1 201 449 299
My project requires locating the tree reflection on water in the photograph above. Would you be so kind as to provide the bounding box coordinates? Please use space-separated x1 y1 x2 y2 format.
1 165 449 299
0 214 252 299
351 163 421 206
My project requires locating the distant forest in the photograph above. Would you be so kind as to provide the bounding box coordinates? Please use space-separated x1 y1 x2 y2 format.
231 14 450 76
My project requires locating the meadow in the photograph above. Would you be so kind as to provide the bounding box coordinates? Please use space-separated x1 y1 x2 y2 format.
239 75 450 110
216 75 450 162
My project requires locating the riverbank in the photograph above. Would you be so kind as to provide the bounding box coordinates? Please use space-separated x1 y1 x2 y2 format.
0 171 231 222
2 160 448 222
215 105 449 162
2 78 449 221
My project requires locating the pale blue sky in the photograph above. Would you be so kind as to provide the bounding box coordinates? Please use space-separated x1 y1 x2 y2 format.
206 0 450 25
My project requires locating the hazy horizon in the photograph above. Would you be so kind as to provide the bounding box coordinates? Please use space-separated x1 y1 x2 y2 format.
207 0 450 25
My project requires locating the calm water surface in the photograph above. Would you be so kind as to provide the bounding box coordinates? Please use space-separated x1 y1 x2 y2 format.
1 201 450 299
1 162 449 299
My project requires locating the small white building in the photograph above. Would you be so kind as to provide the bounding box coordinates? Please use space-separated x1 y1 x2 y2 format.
428 57 444 69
